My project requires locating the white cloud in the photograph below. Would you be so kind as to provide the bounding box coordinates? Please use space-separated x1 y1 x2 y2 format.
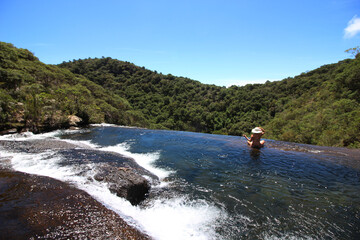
344 15 360 38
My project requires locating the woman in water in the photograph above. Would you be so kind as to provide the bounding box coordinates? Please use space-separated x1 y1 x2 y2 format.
243 127 265 148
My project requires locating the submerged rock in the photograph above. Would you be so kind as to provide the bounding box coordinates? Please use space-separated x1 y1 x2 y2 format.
0 139 82 153
94 164 151 205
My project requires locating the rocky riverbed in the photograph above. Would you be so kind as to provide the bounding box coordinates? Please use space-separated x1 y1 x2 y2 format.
0 138 157 239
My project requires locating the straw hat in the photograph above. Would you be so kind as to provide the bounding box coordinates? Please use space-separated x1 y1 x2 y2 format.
251 127 263 134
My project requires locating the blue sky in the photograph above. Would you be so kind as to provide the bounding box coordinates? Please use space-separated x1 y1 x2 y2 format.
1 0 359 86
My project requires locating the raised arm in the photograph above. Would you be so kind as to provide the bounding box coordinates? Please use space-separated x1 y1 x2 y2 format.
258 127 265 135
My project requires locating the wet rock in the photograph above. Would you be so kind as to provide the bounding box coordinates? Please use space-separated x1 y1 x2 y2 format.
0 140 82 153
0 128 17 135
94 164 151 205
0 139 159 205
0 169 152 240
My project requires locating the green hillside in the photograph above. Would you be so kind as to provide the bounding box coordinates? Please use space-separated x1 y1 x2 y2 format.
266 58 360 147
0 42 147 132
59 57 282 134
1 41 359 147
59 55 360 147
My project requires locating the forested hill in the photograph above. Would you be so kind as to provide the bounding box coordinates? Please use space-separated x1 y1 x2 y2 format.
59 55 360 148
266 58 360 147
1 41 359 147
0 42 150 132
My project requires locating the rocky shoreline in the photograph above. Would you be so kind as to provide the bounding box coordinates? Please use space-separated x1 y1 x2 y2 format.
0 137 156 239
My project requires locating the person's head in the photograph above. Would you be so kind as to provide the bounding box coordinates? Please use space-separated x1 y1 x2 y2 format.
251 127 263 134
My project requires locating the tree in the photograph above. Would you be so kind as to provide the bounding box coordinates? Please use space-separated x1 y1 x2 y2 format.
345 46 360 58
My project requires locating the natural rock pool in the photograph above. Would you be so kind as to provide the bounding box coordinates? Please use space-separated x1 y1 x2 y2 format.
1 125 359 239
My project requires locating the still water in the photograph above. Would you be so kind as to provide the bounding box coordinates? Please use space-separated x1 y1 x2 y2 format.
2 125 360 239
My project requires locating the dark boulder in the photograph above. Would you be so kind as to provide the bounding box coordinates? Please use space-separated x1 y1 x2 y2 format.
94 164 151 205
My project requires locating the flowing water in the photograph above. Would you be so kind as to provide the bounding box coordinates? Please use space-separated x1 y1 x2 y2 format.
1 125 359 239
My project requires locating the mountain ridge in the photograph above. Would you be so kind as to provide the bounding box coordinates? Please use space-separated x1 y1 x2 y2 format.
1 41 359 147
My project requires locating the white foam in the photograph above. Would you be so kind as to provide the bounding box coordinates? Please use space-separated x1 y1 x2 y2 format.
0 147 224 240
10 151 69 178
0 131 36 140
0 130 225 240
56 138 173 180
101 143 173 180
60 138 101 149
0 129 87 141
0 149 92 186
1 129 173 180
127 197 223 240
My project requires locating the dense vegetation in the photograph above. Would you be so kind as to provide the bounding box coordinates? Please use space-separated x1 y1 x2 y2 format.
0 42 146 132
59 55 360 147
266 59 360 147
1 41 359 147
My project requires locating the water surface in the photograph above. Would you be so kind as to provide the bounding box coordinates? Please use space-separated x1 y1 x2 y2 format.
1 125 359 239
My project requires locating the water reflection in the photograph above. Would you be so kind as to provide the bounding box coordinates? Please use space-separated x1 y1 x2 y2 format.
250 148 261 160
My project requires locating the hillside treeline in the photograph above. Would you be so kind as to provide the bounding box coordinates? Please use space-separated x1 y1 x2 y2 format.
267 57 360 147
1 41 359 147
0 42 148 132
59 55 360 147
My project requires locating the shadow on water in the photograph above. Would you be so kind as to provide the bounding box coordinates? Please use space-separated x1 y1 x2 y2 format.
249 147 261 161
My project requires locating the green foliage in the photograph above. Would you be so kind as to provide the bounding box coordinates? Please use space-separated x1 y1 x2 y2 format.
2 41 360 148
59 55 360 148
345 46 360 58
0 41 140 132
58 58 274 135
265 58 360 147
